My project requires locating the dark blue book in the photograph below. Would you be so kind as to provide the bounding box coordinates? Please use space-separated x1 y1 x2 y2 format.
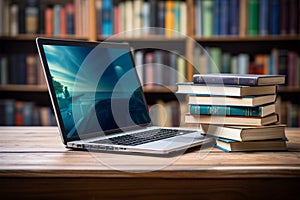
0 99 15 125
229 0 239 35
102 0 113 36
269 0 280 35
157 1 165 35
213 0 221 36
18 54 27 85
259 0 269 35
193 73 285 86
220 0 229 35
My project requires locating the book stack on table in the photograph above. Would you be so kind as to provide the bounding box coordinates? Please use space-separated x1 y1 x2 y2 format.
177 74 287 152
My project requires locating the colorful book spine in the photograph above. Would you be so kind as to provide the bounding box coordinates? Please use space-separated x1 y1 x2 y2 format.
247 0 259 36
259 0 269 36
229 0 239 35
189 105 273 117
220 0 229 35
269 0 280 35
25 0 38 34
202 0 214 37
165 0 174 37
102 0 113 36
213 0 221 36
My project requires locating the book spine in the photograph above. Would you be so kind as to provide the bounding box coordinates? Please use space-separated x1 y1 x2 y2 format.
202 0 214 37
53 4 61 36
195 0 202 36
280 0 289 35
269 0 280 35
229 0 239 35
174 1 181 34
180 2 187 36
25 0 38 34
213 0 221 36
289 0 298 34
96 0 102 35
189 105 264 116
66 3 75 35
157 1 166 35
102 0 113 36
45 6 53 35
247 0 259 36
220 0 229 36
259 0 269 36
18 1 26 34
193 75 259 86
38 2 46 34
142 2 150 35
10 4 19 36
133 0 142 36
165 0 174 37
239 0 247 36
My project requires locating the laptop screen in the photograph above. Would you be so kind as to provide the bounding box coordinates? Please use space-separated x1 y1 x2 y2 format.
38 39 151 142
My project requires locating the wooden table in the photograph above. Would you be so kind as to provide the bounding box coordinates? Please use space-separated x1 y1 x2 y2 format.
0 127 299 200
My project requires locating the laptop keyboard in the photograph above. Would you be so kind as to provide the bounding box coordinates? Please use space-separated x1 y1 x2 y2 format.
93 129 195 146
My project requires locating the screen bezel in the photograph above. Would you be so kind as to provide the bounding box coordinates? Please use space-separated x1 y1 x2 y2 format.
36 37 151 144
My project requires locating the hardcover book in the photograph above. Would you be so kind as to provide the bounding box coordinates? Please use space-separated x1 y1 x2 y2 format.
193 74 285 86
215 137 287 152
176 82 277 97
201 124 286 141
189 104 276 117
185 113 278 126
188 94 276 107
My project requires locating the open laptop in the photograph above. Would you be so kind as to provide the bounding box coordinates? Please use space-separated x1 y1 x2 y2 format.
36 37 211 155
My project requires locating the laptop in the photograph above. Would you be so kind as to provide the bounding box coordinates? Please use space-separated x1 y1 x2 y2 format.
36 37 211 155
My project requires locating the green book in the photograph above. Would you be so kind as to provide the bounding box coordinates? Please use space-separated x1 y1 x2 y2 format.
247 0 259 36
202 0 214 37
189 104 275 117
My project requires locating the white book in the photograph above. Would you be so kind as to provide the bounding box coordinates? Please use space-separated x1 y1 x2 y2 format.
180 1 187 36
125 0 133 36
9 3 18 36
133 0 143 36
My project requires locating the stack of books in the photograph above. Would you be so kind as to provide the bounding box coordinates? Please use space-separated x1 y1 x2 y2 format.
177 74 287 152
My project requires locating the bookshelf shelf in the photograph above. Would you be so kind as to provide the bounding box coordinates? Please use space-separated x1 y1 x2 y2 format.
0 85 48 92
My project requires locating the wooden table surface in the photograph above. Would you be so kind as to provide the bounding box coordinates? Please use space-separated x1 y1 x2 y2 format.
0 126 299 200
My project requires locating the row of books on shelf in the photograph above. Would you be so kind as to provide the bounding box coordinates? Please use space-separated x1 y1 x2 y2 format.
96 0 187 37
194 46 300 86
134 49 186 87
0 99 56 126
177 73 287 152
0 54 46 86
280 100 300 127
0 0 90 37
195 0 300 37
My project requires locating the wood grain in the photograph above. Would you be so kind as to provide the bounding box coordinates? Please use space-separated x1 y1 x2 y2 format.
0 127 299 199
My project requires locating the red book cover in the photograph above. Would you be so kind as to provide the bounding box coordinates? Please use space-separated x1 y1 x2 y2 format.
14 101 24 126
45 7 53 35
113 5 120 34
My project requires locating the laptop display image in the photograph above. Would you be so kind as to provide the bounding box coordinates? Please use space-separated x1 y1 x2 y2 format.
36 37 212 155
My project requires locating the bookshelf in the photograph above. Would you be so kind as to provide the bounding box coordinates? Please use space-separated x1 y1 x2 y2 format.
0 0 299 126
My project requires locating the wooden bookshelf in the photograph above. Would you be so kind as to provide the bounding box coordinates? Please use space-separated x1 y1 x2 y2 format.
0 0 300 126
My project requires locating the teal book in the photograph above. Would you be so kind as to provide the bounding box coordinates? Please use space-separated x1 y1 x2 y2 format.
247 0 259 36
189 104 275 117
215 137 287 152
